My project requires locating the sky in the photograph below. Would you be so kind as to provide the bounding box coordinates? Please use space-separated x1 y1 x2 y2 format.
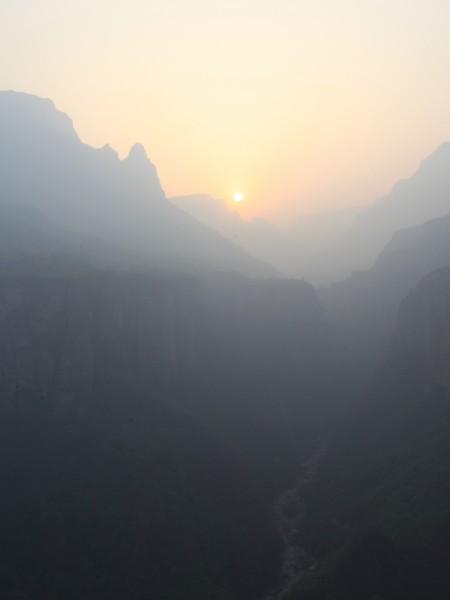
1 0 450 225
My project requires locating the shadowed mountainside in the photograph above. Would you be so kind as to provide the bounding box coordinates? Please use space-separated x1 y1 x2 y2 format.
320 213 450 380
0 253 342 599
0 91 275 277
302 143 450 284
290 267 450 600
4 88 450 600
289 205 364 278
171 194 298 276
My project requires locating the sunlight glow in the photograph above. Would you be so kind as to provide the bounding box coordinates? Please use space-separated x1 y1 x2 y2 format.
233 192 243 203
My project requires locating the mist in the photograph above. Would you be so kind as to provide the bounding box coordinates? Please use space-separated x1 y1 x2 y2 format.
4 1 450 222
2 22 450 598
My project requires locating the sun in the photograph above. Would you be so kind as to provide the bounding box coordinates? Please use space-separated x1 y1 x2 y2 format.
232 192 243 203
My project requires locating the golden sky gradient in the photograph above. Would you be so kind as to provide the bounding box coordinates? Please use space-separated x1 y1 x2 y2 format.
2 0 450 224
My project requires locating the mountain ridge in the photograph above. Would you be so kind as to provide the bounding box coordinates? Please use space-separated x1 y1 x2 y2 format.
171 193 298 276
302 142 450 284
0 90 275 278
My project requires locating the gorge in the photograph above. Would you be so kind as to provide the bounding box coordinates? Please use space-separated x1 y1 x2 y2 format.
1 91 450 600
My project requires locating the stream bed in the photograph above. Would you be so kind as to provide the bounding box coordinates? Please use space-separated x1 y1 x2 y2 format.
262 435 328 600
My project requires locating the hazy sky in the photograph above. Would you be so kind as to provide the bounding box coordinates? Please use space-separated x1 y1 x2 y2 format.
2 0 450 224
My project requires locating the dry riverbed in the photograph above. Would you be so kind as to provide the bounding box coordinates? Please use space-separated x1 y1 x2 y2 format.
262 436 328 600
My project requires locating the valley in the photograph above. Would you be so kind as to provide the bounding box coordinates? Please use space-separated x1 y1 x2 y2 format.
1 90 450 599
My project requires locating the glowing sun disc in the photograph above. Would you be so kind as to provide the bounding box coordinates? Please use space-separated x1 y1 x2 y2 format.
233 192 243 203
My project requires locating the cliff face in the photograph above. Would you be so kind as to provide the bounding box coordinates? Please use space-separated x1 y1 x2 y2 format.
392 267 450 392
0 267 199 413
0 262 293 600
293 267 450 600
197 274 329 366
320 213 450 378
0 263 330 416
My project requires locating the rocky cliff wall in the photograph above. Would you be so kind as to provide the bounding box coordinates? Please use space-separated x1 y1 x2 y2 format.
0 268 198 412
392 267 450 392
0 265 330 414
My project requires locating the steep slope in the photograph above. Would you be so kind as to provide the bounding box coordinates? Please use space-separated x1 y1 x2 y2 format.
0 201 143 269
0 258 285 600
0 253 344 599
289 205 364 274
291 268 450 600
0 257 336 470
392 267 450 392
0 91 274 277
305 143 450 284
320 213 450 375
171 193 298 276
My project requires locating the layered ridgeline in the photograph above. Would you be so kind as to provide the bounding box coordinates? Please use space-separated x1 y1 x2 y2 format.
5 88 450 600
0 91 274 277
291 267 450 600
288 205 363 279
170 194 299 277
0 91 344 599
319 214 450 381
170 142 450 285
298 143 450 284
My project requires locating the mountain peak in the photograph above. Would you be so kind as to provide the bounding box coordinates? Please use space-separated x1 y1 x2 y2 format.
126 142 149 162
99 143 119 160
0 90 79 142
122 142 165 199
0 91 275 277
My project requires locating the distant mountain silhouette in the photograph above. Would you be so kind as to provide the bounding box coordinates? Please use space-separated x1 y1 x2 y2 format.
289 205 364 268
0 91 275 277
303 143 450 284
321 212 450 373
170 194 298 276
